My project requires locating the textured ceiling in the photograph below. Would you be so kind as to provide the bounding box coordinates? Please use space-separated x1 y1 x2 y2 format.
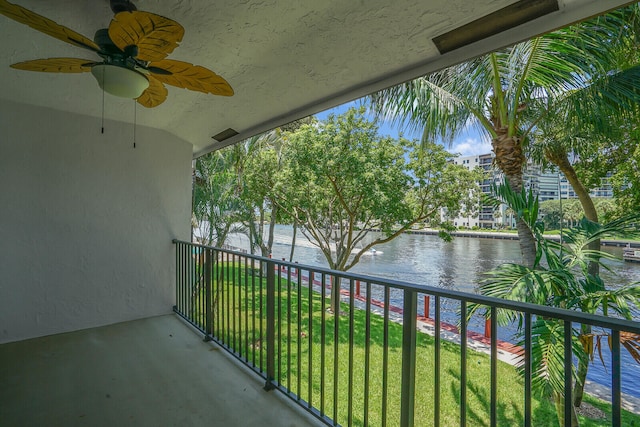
0 0 633 157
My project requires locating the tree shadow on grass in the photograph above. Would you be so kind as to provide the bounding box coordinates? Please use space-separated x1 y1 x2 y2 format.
447 367 524 427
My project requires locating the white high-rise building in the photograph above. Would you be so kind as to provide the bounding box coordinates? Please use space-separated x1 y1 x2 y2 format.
444 153 615 229
443 153 504 229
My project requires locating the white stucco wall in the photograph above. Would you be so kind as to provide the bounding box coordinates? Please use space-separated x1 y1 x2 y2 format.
0 99 193 343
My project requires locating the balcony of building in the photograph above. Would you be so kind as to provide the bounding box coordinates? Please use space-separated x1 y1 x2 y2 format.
168 242 640 426
3 241 639 426
0 314 321 426
1 1 636 426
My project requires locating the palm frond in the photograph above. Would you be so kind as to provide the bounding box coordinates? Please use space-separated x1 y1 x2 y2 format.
589 331 640 365
520 319 586 396
558 214 640 273
620 332 640 364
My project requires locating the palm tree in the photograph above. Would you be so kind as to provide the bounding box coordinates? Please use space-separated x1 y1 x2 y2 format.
369 5 640 269
528 4 640 274
531 60 640 399
472 182 640 426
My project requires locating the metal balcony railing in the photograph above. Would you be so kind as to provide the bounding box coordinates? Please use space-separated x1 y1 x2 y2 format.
173 240 640 427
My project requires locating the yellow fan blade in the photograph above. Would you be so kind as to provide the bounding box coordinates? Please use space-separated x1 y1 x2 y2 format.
136 75 168 108
148 59 233 96
108 11 184 62
0 0 99 51
10 58 95 73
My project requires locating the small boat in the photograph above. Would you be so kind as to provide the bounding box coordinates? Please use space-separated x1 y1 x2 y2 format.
367 248 383 256
623 247 640 263
351 247 383 255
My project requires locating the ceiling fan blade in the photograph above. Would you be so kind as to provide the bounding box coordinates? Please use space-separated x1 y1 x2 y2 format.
148 59 233 96
108 11 184 62
146 66 172 75
0 0 99 52
10 58 96 73
136 75 168 108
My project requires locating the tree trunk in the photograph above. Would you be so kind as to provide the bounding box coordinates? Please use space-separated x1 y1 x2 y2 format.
329 262 344 314
258 209 265 255
515 215 537 268
324 257 341 314
289 222 297 262
546 147 599 273
492 131 537 268
265 205 278 256
207 215 215 246
545 147 597 408
247 220 257 254
262 205 278 258
330 274 341 314
553 391 580 427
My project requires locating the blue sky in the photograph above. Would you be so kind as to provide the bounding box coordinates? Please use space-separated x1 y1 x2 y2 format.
314 100 492 157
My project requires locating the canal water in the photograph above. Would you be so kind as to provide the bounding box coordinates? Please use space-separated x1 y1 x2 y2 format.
226 225 640 397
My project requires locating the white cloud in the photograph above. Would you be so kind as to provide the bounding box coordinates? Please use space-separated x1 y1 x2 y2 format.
447 137 492 156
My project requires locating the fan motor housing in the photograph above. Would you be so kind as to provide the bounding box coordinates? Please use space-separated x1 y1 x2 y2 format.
110 0 137 13
94 29 121 55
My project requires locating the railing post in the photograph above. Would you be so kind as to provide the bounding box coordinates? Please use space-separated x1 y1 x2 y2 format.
264 259 276 391
203 247 213 341
424 295 430 319
563 320 573 427
401 289 417 427
612 329 621 427
173 240 179 313
484 316 491 338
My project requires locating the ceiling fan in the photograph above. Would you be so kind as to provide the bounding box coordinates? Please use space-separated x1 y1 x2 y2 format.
0 0 233 107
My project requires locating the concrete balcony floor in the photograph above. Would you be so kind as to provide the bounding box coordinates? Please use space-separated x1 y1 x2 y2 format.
0 315 321 427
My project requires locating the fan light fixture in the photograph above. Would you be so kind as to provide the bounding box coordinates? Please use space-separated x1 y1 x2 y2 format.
91 64 149 98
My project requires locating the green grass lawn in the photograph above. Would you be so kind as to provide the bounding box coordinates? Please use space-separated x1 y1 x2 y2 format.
183 262 640 426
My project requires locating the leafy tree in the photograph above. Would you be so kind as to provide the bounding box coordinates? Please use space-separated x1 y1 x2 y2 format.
235 131 283 258
524 6 640 303
472 182 640 426
193 117 320 259
539 199 564 230
369 5 640 269
192 148 243 247
540 198 624 231
563 201 584 229
574 124 640 217
240 119 316 259
555 6 640 218
605 141 640 214
592 198 620 224
538 199 584 230
275 107 482 312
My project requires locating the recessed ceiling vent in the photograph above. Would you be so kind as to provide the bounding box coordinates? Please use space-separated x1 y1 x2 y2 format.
433 0 559 54
212 128 239 142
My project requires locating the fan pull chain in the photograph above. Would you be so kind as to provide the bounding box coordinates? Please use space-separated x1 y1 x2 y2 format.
101 71 105 134
133 100 137 148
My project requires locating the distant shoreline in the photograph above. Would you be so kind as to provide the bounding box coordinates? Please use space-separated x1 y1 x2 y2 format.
373 228 640 248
